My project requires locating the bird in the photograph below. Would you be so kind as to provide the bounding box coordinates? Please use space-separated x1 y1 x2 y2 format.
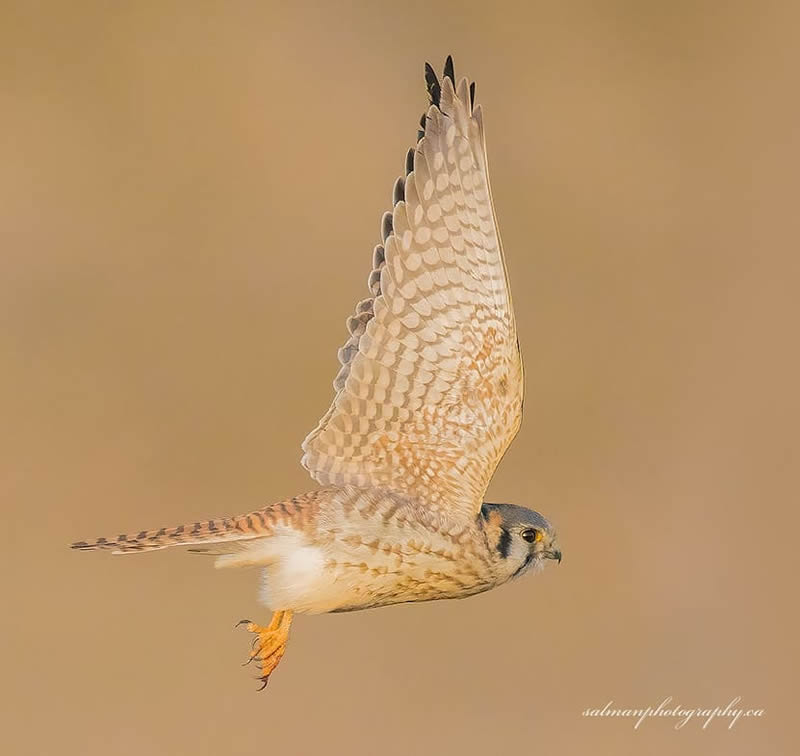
72 56 561 690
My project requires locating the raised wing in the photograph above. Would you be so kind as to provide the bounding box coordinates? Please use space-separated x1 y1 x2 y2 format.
301 58 523 521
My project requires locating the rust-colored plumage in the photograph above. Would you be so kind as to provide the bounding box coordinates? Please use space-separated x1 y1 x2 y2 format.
73 57 561 689
71 490 324 555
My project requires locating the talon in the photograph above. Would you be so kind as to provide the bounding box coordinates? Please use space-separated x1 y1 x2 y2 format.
242 640 263 666
236 610 293 689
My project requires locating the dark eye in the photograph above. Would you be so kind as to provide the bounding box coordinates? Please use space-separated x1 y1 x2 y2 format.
521 528 539 543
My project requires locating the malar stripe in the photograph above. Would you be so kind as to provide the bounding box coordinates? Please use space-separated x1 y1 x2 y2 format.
497 527 512 559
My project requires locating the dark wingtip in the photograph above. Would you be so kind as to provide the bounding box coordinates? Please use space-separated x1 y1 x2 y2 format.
424 62 441 106
443 55 455 84
392 176 405 205
380 211 393 242
469 81 476 109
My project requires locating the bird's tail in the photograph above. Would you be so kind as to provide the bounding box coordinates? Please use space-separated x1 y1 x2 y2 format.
70 509 274 555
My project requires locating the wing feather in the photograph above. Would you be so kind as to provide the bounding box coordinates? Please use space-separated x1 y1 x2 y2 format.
301 61 523 520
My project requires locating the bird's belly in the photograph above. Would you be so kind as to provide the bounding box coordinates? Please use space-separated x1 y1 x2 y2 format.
256 545 350 614
258 537 493 614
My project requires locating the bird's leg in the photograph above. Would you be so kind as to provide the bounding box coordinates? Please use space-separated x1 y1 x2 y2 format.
236 610 294 690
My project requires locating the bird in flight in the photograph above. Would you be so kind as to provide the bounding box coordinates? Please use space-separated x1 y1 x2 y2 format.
73 56 561 690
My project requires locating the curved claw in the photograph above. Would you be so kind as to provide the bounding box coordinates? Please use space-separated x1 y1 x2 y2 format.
237 610 293 691
242 650 259 667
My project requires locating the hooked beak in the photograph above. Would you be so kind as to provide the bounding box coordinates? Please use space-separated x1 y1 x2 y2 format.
545 548 562 564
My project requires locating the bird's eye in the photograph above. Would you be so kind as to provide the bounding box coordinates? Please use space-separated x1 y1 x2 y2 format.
521 528 539 543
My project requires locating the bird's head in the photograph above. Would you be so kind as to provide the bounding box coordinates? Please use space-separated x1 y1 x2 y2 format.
480 502 561 580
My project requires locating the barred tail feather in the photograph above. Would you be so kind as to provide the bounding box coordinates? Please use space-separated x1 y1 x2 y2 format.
70 510 274 555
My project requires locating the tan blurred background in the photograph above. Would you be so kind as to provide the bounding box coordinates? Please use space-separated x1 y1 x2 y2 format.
2 1 798 754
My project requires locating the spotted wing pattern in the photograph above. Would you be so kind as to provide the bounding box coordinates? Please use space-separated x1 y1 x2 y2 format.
301 59 523 521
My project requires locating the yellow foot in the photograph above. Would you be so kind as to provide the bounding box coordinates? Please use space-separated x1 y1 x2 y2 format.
236 610 294 690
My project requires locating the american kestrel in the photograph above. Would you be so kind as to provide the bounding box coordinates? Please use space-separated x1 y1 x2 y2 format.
73 57 562 689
